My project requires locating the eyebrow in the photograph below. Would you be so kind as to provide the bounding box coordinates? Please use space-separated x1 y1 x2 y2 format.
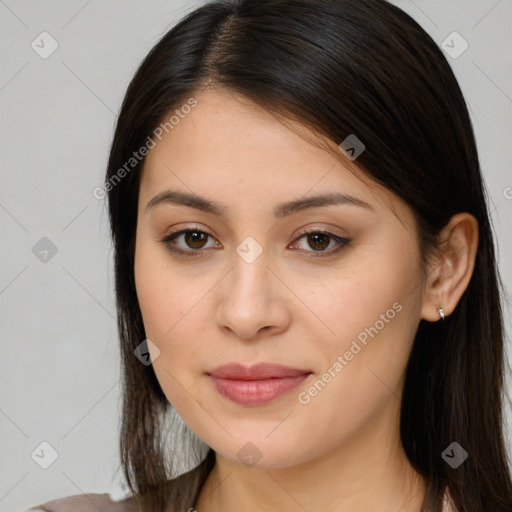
145 189 374 217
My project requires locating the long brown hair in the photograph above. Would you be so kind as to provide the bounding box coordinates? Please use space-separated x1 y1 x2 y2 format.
105 1 512 510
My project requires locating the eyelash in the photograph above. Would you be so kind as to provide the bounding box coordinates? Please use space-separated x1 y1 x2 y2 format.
160 225 350 259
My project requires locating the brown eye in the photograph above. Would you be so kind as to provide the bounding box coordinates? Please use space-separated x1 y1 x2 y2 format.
161 228 220 257
291 229 350 257
305 232 331 251
182 230 209 249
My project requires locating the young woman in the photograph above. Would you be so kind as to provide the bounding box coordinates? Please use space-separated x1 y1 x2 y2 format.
25 0 512 511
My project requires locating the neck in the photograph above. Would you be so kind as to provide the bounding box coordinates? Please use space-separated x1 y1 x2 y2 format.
193 400 427 512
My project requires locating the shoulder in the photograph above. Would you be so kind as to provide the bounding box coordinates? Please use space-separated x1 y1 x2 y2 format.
19 492 140 512
22 449 216 512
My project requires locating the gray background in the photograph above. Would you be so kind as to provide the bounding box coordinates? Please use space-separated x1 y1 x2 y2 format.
0 1 511 511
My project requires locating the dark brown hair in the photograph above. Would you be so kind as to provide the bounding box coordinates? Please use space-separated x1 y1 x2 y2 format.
105 0 512 510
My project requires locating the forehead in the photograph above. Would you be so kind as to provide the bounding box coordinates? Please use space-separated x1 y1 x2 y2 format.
138 88 407 221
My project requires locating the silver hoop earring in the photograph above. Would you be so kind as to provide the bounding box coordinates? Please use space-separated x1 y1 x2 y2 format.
438 307 445 321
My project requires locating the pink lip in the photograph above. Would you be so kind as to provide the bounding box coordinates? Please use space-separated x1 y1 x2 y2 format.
207 363 312 406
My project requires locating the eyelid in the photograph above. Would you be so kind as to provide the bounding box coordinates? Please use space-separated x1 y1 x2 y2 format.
163 223 213 239
293 224 348 240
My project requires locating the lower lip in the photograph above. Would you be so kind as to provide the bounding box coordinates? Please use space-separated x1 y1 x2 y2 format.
208 374 311 406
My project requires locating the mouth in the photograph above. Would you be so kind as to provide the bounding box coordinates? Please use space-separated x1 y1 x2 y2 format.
206 362 313 406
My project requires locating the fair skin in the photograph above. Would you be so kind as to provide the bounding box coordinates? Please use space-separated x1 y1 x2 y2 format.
134 87 478 512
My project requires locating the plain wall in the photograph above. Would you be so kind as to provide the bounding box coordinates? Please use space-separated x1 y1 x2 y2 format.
0 1 511 510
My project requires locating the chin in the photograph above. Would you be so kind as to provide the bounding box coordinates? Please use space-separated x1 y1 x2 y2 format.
208 433 318 470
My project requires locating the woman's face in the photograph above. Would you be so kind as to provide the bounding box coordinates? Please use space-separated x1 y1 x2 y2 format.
134 88 427 469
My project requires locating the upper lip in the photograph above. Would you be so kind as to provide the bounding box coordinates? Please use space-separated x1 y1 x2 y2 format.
207 362 312 380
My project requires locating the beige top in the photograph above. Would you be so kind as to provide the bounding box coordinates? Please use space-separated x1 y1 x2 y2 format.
19 488 457 512
20 493 138 512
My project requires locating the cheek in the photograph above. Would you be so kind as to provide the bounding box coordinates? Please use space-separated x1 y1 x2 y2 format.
306 258 418 350
134 255 208 416
135 232 192 335
303 240 422 392
135 265 206 354
294 287 419 447
134 241 215 383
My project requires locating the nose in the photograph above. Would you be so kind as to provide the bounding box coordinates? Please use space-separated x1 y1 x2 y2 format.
215 250 291 341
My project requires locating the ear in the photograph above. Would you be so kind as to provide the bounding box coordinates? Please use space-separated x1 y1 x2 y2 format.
420 212 479 322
